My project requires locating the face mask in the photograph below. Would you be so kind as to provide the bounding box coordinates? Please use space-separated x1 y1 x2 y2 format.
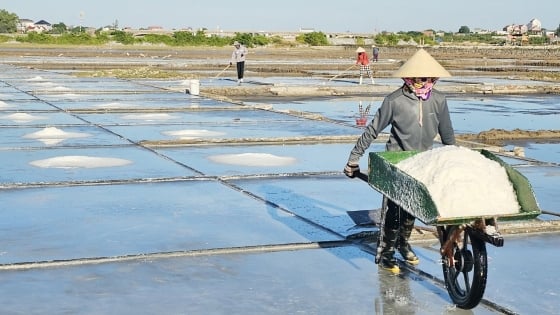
403 77 437 100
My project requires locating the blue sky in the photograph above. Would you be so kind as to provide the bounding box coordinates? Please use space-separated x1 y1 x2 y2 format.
3 0 559 33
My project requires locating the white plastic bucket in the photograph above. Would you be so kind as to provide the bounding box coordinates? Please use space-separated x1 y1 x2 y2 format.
187 79 200 95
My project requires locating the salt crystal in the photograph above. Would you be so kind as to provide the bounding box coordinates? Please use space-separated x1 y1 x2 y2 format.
396 146 520 218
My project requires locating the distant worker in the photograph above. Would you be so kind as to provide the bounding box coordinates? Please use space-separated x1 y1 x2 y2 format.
372 45 379 62
230 41 248 85
355 47 375 85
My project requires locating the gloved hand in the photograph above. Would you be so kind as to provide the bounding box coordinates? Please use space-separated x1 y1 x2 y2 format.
344 162 360 178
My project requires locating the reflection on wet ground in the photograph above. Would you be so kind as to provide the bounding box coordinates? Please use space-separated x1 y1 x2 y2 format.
0 64 558 314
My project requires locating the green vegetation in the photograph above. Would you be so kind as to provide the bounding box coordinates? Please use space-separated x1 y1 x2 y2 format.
0 8 556 48
458 26 471 34
6 28 553 48
440 32 507 45
296 32 329 46
16 32 109 45
376 31 438 46
0 9 18 33
8 28 280 48
51 22 68 34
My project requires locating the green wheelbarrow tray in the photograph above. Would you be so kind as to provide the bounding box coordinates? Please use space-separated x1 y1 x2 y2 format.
367 149 541 225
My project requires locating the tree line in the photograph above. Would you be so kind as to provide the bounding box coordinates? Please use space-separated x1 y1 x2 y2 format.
0 9 557 47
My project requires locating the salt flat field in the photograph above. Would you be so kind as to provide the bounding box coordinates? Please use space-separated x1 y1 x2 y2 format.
0 62 558 314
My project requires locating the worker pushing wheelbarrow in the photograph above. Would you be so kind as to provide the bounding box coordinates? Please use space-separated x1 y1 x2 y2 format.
344 48 456 273
343 49 541 309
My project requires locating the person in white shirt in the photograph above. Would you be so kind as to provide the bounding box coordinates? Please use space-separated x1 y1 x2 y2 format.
230 41 248 85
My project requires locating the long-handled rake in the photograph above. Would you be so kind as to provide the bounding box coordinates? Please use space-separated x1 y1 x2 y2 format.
212 64 231 81
327 64 356 82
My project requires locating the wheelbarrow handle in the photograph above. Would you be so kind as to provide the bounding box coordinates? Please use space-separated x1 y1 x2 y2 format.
355 172 369 182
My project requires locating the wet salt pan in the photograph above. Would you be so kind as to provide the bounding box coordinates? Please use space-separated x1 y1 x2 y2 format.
121 113 178 121
209 153 297 167
49 94 82 99
396 146 520 218
162 129 225 139
94 102 138 109
33 82 56 86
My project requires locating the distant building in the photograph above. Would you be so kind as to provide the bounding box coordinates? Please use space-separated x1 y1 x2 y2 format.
34 20 52 32
527 18 542 33
503 18 542 36
422 30 434 37
298 28 315 33
17 19 52 33
503 23 528 35
17 19 34 33
472 28 492 34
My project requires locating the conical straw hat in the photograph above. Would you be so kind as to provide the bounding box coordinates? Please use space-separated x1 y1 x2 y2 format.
355 47 365 53
392 48 451 78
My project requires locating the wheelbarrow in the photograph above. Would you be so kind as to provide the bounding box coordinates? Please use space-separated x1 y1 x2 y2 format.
361 149 541 309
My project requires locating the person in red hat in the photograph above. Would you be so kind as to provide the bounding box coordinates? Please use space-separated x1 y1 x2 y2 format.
355 47 375 85
344 48 456 274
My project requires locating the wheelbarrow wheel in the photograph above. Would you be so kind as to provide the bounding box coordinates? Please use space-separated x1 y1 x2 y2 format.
441 225 488 309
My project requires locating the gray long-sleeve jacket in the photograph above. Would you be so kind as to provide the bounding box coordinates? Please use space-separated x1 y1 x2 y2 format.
347 85 456 164
231 45 248 63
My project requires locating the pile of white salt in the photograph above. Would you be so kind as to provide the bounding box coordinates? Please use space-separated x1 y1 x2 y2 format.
395 145 520 218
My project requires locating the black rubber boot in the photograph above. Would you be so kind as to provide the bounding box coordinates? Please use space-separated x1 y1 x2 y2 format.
378 227 400 274
376 200 401 274
397 210 419 265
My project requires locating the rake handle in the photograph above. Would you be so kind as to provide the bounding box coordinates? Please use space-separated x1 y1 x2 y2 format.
328 64 356 81
213 64 231 79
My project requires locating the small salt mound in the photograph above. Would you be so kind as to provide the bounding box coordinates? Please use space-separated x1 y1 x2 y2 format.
26 76 44 81
0 101 11 109
23 127 91 145
52 86 71 91
3 113 46 122
24 127 90 139
30 156 132 169
396 145 520 218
